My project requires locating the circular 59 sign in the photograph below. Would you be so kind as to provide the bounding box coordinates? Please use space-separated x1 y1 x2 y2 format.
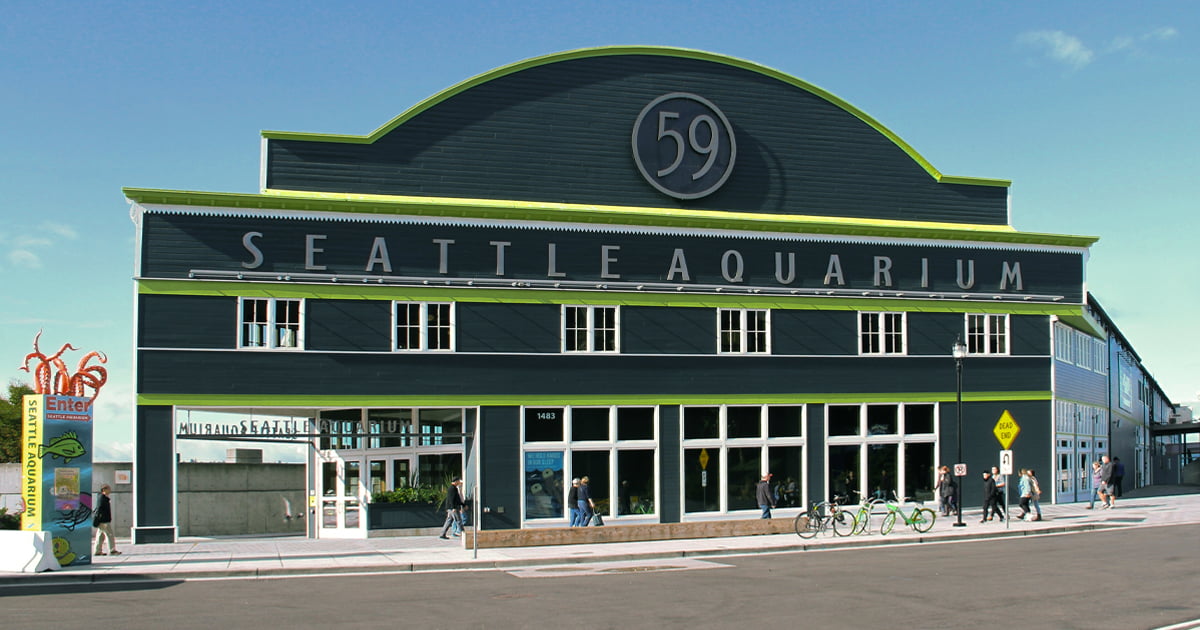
631 92 737 200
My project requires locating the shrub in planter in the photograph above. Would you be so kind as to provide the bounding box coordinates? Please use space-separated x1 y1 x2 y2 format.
371 485 446 506
0 507 19 530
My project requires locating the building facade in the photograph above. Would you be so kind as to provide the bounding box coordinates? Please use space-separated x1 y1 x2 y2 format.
125 46 1171 542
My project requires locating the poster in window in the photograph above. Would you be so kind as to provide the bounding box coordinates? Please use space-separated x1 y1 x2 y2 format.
524 451 564 519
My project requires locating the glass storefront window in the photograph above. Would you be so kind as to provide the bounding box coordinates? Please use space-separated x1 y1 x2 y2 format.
418 453 462 489
867 444 897 500
768 406 803 438
572 407 610 441
726 447 761 511
617 407 655 441
525 407 564 442
322 462 337 496
572 451 610 515
727 406 761 439
524 451 564 520
420 409 462 445
904 443 935 502
867 405 899 435
616 449 655 515
368 409 411 448
828 444 860 500
320 409 362 449
392 459 410 488
827 405 860 436
345 461 361 498
369 460 385 495
768 446 803 508
905 404 935 434
684 447 720 512
683 406 719 439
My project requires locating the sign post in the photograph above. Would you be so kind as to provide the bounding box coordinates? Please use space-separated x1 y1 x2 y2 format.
992 411 1021 530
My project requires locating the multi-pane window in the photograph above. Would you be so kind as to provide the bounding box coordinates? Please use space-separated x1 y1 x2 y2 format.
966 313 1008 355
718 308 769 354
239 298 302 349
859 312 905 355
563 305 619 353
394 302 454 351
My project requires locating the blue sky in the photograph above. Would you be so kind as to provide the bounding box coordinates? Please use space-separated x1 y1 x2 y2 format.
3 2 1197 461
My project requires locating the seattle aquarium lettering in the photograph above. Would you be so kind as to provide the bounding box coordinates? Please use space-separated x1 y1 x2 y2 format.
238 231 1032 293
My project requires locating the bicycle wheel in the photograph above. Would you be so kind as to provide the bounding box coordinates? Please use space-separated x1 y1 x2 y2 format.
832 510 857 537
880 511 897 535
795 511 819 539
910 508 937 533
851 507 870 535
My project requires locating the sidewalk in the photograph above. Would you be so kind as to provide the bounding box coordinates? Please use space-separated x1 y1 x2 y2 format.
4 487 1198 586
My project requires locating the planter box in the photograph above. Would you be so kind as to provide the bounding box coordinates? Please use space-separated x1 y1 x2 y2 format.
367 502 443 530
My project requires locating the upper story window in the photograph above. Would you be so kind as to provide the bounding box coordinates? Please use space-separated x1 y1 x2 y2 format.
563 305 619 353
966 313 1009 355
859 312 905 355
718 308 770 354
239 297 302 349
395 302 454 351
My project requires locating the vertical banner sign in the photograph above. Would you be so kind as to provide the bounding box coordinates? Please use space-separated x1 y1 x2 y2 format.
22 394 94 566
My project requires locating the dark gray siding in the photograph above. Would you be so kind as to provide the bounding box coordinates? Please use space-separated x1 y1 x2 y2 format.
138 350 1049 397
658 405 681 523
135 405 176 542
479 406 520 530
306 300 391 352
1011 315 1050 355
266 55 1007 225
457 303 560 353
774 310 856 355
622 306 714 354
138 294 235 348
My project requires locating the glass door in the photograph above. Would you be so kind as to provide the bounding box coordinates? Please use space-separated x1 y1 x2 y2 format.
318 455 367 539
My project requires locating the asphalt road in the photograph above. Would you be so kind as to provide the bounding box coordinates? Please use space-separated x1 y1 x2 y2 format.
5 524 1198 630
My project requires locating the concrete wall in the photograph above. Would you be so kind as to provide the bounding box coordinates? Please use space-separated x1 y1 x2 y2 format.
1 462 306 539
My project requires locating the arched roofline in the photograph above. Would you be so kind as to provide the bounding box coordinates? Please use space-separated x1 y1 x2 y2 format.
261 45 1010 189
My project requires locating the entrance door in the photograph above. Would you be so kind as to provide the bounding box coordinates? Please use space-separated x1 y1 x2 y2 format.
318 456 366 539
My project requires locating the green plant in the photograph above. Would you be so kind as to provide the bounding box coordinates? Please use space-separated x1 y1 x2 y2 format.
371 485 446 506
0 507 19 530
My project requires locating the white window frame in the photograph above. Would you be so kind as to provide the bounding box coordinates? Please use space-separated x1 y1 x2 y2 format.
562 305 620 353
965 313 1009 355
717 308 771 354
393 301 455 352
858 312 906 355
238 297 303 350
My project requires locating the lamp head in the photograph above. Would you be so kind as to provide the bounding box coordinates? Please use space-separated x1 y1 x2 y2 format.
952 336 967 360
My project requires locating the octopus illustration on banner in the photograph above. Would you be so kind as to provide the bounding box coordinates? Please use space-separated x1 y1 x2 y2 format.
20 330 108 400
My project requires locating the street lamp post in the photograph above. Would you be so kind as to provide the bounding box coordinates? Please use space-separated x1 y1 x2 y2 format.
953 336 967 527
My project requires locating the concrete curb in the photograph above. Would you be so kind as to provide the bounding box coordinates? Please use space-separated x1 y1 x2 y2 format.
0 520 1126 586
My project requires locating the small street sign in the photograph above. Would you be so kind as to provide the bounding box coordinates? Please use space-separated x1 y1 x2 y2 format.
999 450 1014 475
993 410 1021 449
954 463 967 477
699 448 710 470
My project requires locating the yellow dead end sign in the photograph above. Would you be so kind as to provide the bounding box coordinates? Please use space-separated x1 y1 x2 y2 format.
699 448 710 470
993 410 1020 449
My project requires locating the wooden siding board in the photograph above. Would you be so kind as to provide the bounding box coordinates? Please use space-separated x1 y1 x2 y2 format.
773 310 857 355
621 306 715 354
138 294 235 349
305 299 391 352
266 55 1007 225
457 303 561 353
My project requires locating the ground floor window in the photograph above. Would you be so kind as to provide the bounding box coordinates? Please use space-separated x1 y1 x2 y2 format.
825 403 937 502
682 405 806 515
522 406 658 522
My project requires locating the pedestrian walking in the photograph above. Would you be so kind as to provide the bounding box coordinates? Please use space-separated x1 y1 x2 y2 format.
578 475 595 526
1099 455 1115 508
1027 469 1043 521
980 471 1002 522
756 473 776 519
1113 457 1125 498
935 465 956 517
566 478 581 526
93 484 121 556
438 477 465 539
1017 469 1033 520
1087 460 1105 509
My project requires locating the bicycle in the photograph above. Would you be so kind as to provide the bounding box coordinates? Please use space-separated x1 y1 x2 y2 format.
848 493 888 535
795 494 855 538
879 496 937 535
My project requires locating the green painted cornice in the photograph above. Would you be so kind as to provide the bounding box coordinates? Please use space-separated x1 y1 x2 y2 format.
260 45 1009 189
124 187 1098 248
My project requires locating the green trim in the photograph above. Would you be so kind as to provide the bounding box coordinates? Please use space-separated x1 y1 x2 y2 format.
139 391 1051 408
123 188 1098 248
136 279 1084 315
259 46 1009 189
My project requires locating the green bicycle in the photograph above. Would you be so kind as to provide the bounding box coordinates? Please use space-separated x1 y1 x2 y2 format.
849 494 888 535
879 497 937 535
